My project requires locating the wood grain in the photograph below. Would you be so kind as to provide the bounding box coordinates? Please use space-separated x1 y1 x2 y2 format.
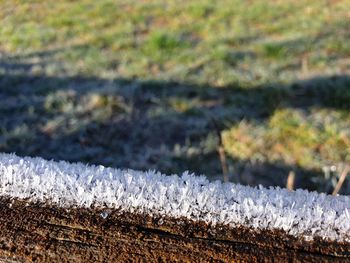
0 197 348 262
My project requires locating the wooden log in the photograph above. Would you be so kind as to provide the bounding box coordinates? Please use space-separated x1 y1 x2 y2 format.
0 153 350 262
0 197 349 262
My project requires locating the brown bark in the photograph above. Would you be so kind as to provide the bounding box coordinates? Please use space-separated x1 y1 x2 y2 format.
0 197 349 262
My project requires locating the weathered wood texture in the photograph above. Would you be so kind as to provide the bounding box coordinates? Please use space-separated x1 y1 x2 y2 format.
0 197 349 262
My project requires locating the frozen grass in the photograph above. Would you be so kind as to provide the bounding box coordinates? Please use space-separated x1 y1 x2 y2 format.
0 1 350 192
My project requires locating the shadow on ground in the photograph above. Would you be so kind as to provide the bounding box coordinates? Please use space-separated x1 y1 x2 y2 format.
1 49 350 193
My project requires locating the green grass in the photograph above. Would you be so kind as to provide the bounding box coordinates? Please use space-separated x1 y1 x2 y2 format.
1 0 350 193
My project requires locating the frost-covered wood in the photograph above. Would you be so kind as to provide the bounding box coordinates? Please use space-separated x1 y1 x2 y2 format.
0 197 348 262
0 153 349 262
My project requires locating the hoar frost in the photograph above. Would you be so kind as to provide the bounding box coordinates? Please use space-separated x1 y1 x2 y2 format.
0 153 350 242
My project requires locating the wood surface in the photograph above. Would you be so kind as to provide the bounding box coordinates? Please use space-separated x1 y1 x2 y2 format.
0 197 349 262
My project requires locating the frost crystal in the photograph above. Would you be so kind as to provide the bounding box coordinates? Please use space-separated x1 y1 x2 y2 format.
100 211 110 219
0 153 350 242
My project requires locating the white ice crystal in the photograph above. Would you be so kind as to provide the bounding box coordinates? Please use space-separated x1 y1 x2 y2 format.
0 153 350 242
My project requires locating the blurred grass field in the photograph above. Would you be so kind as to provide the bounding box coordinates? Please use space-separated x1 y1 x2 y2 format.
1 0 350 193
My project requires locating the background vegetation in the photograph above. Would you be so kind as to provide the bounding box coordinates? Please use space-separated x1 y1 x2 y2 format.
1 0 350 193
